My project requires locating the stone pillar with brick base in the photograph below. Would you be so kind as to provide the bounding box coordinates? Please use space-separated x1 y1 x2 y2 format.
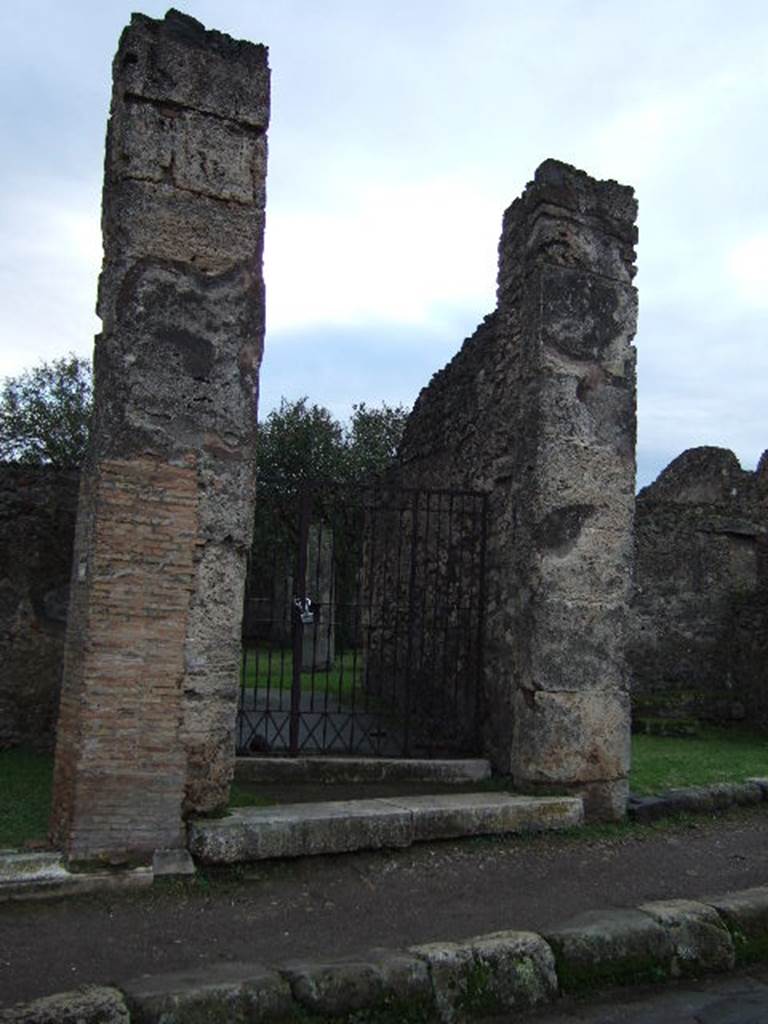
50 10 269 862
499 160 638 820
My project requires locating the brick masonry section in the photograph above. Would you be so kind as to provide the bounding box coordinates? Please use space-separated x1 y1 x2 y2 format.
51 10 269 862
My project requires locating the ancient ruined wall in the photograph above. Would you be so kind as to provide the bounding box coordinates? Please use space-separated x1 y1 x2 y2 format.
399 160 638 819
51 10 269 861
630 447 768 724
0 466 79 750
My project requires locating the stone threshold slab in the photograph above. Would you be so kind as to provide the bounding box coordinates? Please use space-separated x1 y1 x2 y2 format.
234 755 492 784
0 850 152 902
187 791 584 864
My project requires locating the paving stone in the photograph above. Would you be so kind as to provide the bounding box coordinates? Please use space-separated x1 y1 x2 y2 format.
544 908 675 994
0 986 129 1024
411 930 557 1022
706 886 768 965
123 963 293 1023
280 951 431 1018
747 777 768 799
639 898 736 975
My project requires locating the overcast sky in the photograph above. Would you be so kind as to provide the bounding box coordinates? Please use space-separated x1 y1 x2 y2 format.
1 1 766 486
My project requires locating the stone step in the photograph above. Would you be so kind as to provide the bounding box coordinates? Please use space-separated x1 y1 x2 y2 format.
188 792 584 864
0 851 152 901
234 755 492 785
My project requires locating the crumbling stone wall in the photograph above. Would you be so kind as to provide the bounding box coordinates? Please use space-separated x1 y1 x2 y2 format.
51 10 269 862
630 446 768 725
398 160 638 819
0 465 79 750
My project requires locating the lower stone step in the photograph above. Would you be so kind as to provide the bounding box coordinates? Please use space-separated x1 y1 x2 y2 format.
0 851 152 901
187 792 583 864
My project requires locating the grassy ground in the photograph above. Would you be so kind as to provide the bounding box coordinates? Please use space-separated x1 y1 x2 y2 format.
0 747 54 849
2 725 766 849
241 647 364 698
630 725 768 795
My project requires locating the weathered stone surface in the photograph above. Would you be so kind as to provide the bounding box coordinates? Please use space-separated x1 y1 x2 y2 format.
405 792 583 841
117 10 269 129
51 9 269 862
187 799 413 864
748 777 768 798
512 688 630 820
0 466 79 751
0 986 129 1024
630 446 768 727
639 899 736 976
123 963 293 1024
281 951 431 1018
233 755 492 785
187 792 583 864
544 908 674 993
152 848 195 879
411 930 557 1022
706 886 768 965
395 160 637 819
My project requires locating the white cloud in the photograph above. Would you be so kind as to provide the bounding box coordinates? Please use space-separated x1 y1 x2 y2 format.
725 233 768 309
0 191 101 377
265 177 499 333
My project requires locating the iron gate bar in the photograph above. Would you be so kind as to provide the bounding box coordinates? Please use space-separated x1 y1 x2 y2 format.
290 485 312 755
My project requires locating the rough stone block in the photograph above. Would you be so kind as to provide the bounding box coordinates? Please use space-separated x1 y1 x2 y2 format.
152 848 195 879
512 688 630 785
110 103 267 206
639 899 736 976
122 964 293 1023
525 207 636 283
118 11 270 129
411 930 557 1022
281 951 431 1019
187 800 413 864
523 597 630 694
706 886 768 965
545 908 674 993
538 270 637 363
0 986 129 1024
747 777 768 799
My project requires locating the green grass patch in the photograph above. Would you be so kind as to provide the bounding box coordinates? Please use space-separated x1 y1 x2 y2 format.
630 724 768 795
0 747 54 848
228 784 276 809
241 647 366 698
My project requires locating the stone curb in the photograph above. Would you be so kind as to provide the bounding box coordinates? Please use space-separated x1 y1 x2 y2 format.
4 884 768 1022
628 778 768 823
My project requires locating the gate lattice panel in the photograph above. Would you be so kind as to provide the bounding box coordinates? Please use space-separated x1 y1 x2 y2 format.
237 480 487 758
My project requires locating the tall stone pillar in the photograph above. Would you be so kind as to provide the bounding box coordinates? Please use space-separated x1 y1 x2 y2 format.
51 10 269 861
500 160 638 820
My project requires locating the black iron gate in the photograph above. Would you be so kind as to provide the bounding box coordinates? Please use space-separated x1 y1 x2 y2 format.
237 480 487 758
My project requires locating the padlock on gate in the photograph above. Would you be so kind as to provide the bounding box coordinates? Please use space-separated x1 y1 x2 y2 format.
294 596 315 625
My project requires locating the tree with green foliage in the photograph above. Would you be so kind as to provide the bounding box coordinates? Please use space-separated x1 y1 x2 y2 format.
0 355 92 468
256 396 408 484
